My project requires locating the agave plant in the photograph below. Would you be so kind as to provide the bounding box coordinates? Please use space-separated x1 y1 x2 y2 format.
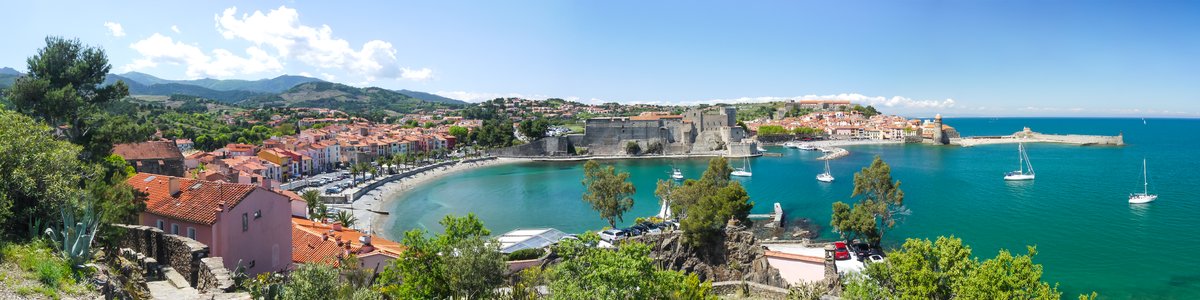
333 210 358 228
46 199 104 268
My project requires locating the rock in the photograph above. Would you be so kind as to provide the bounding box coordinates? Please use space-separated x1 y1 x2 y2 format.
629 228 787 288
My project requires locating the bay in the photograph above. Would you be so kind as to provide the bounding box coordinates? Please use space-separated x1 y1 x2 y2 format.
380 118 1200 298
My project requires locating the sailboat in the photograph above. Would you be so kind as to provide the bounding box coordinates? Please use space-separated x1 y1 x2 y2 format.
1003 143 1035 181
816 160 834 182
1129 159 1157 204
730 157 753 177
671 167 684 180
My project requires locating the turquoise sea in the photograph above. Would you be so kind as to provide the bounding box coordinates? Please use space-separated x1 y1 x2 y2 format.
380 118 1200 299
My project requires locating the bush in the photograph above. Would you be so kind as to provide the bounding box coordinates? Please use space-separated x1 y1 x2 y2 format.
506 248 545 261
625 141 641 155
1 240 78 290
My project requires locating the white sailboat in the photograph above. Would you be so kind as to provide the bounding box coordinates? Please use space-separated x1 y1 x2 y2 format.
816 159 834 182
730 157 753 177
1129 159 1157 204
800 144 817 151
1003 143 1035 181
671 167 684 180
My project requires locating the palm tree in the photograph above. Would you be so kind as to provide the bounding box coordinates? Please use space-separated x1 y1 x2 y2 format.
333 210 358 228
302 189 322 217
312 202 330 223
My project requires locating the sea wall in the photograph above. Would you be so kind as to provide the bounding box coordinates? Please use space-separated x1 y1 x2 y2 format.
575 118 685 155
956 129 1124 147
489 136 574 157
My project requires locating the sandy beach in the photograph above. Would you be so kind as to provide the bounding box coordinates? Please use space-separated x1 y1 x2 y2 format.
327 157 528 234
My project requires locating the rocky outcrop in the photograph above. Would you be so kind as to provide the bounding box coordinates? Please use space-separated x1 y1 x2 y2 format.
630 228 787 288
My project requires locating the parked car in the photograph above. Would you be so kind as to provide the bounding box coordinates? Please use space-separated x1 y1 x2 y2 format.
324 187 340 194
834 242 851 260
599 229 629 243
851 242 872 260
866 254 886 264
639 222 663 234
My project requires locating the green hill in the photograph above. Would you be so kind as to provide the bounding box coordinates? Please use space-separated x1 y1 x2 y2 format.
117 72 324 93
104 74 270 104
241 81 463 114
396 89 467 105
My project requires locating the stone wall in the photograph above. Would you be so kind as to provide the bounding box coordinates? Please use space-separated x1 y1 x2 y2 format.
112 224 238 293
489 136 575 157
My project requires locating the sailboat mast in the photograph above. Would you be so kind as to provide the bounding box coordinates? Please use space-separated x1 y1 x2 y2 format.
1143 159 1149 195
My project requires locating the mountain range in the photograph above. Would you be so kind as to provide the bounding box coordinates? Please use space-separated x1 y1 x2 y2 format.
1 68 467 113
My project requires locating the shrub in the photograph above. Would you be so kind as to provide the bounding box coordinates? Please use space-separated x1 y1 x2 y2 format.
625 141 641 155
506 248 545 261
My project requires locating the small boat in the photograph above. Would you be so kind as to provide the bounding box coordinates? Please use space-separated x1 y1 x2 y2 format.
1129 159 1157 204
757 144 767 152
1003 143 1035 181
816 160 834 182
799 144 817 151
730 157 752 177
783 141 801 149
671 168 684 180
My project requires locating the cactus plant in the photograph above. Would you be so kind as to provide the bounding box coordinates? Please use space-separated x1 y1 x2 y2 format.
45 199 103 269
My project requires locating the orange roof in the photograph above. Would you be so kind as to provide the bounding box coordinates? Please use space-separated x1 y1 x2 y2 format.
291 217 404 265
128 173 260 225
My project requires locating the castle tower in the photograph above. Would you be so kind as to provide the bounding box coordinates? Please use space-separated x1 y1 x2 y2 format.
932 114 946 144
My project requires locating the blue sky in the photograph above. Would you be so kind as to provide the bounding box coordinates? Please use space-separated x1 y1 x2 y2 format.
3 1 1198 117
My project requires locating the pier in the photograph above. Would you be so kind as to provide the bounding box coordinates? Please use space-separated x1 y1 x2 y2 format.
748 203 785 228
955 127 1123 147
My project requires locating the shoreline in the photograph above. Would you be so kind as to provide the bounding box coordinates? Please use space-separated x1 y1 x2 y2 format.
328 157 529 236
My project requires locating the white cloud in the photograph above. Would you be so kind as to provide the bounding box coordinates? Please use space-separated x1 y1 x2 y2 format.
401 68 432 81
298 72 313 77
171 25 181 34
320 73 337 81
104 22 125 37
214 5 429 81
123 33 283 78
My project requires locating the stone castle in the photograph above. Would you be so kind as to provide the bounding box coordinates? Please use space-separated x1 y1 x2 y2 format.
567 106 758 156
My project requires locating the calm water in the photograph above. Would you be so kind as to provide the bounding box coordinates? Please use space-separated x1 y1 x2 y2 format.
381 118 1200 299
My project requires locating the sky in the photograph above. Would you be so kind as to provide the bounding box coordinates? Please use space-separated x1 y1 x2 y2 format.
3 1 1198 117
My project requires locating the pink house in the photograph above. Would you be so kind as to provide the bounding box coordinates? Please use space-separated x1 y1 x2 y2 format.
129 173 294 275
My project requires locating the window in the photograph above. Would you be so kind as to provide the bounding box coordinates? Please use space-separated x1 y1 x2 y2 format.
156 220 164 230
171 224 179 235
242 213 249 232
187 227 196 239
254 210 262 219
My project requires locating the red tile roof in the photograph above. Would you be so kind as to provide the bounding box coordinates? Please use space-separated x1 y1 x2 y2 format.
128 173 259 225
291 217 403 265
114 141 184 160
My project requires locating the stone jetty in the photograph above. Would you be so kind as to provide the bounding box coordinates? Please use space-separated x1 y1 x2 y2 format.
955 127 1124 147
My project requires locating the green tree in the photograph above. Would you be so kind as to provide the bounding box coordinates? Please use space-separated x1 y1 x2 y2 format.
281 263 340 300
544 239 715 300
581 160 636 228
6 36 151 161
830 155 906 246
518 119 550 140
448 125 469 143
301 189 322 218
625 141 641 155
375 214 505 299
665 157 754 247
333 210 357 228
0 110 85 238
845 236 1077 300
756 125 790 136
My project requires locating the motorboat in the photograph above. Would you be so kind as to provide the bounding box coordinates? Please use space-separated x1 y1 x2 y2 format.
1003 143 1035 181
783 141 801 149
799 144 817 151
671 168 684 180
1129 159 1157 204
816 160 834 182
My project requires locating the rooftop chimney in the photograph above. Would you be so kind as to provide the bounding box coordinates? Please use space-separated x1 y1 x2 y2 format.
359 235 372 245
332 222 343 231
168 177 181 196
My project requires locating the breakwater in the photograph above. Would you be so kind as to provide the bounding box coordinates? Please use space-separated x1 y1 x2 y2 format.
955 127 1123 147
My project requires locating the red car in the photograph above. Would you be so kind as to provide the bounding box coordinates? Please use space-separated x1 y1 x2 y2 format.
834 241 851 260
